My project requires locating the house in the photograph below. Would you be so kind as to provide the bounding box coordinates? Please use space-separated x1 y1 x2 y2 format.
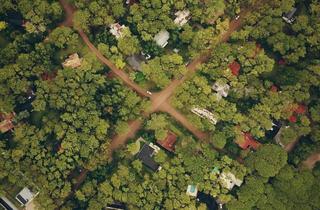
212 81 230 100
219 172 243 190
0 112 15 133
0 196 18 210
106 202 126 210
228 61 240 76
157 131 177 152
109 23 127 39
186 185 198 197
126 54 147 71
235 132 261 150
174 10 191 27
62 53 82 68
136 143 161 172
282 8 297 24
154 30 170 48
15 187 39 206
191 107 217 125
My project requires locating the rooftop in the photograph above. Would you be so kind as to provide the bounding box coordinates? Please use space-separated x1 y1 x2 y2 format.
15 187 39 206
62 53 82 69
136 143 160 172
219 172 243 190
157 131 177 152
154 30 170 48
174 10 191 27
228 61 240 76
110 23 127 39
236 132 261 150
0 196 18 210
186 185 198 197
212 81 230 99
191 107 217 125
0 112 15 133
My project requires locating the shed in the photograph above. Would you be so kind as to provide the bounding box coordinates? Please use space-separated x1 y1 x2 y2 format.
154 30 170 48
157 131 177 152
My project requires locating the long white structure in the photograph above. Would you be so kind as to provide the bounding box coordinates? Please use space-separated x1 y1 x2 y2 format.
191 107 217 125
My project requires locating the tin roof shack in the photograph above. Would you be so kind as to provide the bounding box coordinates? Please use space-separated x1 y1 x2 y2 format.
15 187 39 206
154 30 170 48
282 8 297 24
0 196 18 210
62 53 82 69
109 23 127 39
136 143 161 172
157 131 177 152
186 185 198 197
174 10 191 27
0 112 15 133
212 81 230 100
126 54 147 71
219 172 243 190
191 107 218 125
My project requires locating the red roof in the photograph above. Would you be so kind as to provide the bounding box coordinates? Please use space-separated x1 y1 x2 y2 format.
41 70 57 81
288 115 297 123
294 104 307 114
236 133 261 150
270 85 278 92
157 132 177 152
278 59 286 65
228 61 241 76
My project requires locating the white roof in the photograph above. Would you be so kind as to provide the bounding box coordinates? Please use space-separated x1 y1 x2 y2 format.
154 30 170 48
191 107 217 125
110 23 127 39
219 172 243 190
15 187 38 206
212 81 230 98
174 10 190 27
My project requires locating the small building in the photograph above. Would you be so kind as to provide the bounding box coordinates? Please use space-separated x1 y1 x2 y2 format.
219 172 243 190
212 81 230 100
174 10 191 27
136 143 161 172
228 61 240 76
154 30 170 48
186 185 198 197
0 112 15 133
235 132 261 150
282 8 297 24
15 187 39 206
126 54 147 71
191 107 217 125
62 53 82 69
157 131 177 152
109 23 127 39
106 202 126 210
0 196 18 210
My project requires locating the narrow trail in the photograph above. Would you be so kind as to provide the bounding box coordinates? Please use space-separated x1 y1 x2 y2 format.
59 0 75 27
302 152 320 170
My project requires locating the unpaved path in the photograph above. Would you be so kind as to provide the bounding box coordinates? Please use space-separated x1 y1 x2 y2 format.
59 0 75 27
302 152 320 170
